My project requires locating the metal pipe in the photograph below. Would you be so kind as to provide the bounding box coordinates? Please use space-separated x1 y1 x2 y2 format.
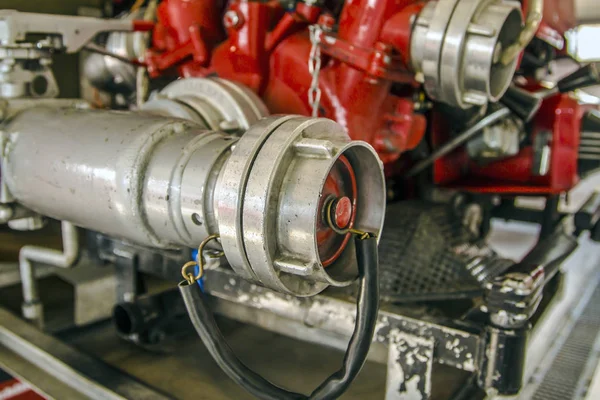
19 221 79 326
410 0 523 109
3 102 385 297
83 43 144 66
0 204 12 223
0 203 38 224
500 0 544 65
5 107 231 250
405 107 512 177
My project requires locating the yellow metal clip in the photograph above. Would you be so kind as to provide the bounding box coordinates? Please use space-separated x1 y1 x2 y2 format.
180 233 224 285
348 228 374 241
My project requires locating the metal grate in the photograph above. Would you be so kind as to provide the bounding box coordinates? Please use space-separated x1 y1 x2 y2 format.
378 201 513 302
532 283 600 400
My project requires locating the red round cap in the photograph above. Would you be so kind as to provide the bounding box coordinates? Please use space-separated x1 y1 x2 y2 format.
333 196 352 229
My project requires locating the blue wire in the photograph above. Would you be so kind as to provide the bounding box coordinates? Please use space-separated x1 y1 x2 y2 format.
191 249 205 292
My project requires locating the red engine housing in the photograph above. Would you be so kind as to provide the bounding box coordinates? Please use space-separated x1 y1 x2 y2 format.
147 0 427 167
146 0 586 195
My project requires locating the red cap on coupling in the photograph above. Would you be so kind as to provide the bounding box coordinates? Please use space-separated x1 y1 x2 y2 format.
317 156 358 267
333 196 353 229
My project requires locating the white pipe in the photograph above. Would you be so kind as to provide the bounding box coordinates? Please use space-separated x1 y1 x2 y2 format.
0 204 13 224
19 221 79 326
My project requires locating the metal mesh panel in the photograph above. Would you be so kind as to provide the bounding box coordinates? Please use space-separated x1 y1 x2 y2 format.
378 201 513 302
532 284 600 400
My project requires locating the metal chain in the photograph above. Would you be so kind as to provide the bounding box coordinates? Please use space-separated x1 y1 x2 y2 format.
308 24 323 117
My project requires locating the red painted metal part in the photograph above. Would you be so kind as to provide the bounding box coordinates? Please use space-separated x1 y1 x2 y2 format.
131 20 155 32
146 0 225 77
147 0 426 165
0 376 43 400
541 0 577 36
146 0 583 195
433 94 584 195
310 0 424 164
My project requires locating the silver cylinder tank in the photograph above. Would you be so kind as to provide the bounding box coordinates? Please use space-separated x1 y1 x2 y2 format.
2 107 385 296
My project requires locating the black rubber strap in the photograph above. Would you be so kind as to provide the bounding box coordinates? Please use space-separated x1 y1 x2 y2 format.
179 236 379 400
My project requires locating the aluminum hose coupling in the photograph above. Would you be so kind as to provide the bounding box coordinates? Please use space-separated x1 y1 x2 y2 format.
216 115 385 296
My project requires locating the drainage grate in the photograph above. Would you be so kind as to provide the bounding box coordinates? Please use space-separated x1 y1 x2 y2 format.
532 283 600 400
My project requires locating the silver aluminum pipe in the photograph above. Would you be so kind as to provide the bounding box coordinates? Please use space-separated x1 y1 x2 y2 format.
2 105 385 297
4 107 228 249
3 77 266 324
19 221 79 327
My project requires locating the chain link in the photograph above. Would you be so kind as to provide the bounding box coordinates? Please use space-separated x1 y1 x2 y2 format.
308 24 323 117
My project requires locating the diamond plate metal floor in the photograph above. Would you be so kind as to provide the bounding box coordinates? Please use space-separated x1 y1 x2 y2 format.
532 283 600 400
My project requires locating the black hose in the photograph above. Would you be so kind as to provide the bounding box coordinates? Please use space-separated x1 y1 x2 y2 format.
179 235 379 400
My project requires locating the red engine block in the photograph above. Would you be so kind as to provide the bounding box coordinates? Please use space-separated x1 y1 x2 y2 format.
147 0 427 168
145 0 586 195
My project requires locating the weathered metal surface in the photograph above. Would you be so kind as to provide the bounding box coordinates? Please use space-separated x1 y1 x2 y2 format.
512 235 600 400
204 267 482 371
0 346 89 400
0 306 171 400
385 331 434 400
54 264 117 326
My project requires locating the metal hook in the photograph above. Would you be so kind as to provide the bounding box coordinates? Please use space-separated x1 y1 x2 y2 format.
181 233 223 284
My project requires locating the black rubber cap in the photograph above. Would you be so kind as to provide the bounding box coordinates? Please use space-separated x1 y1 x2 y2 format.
501 85 542 122
582 109 600 133
557 63 600 94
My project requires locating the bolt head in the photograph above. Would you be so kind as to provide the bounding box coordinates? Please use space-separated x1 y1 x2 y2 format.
318 14 336 31
224 10 241 29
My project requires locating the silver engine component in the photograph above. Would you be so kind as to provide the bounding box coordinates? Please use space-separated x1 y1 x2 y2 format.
0 10 139 99
467 116 522 161
411 0 524 109
142 78 268 132
1 80 385 297
83 12 146 97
